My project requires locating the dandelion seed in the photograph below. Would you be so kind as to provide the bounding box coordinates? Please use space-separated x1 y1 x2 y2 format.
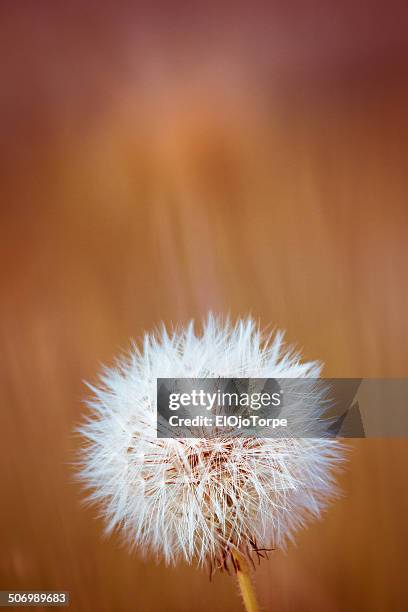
78 314 344 611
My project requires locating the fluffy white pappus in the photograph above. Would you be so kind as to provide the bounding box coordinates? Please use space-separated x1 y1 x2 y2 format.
77 314 345 569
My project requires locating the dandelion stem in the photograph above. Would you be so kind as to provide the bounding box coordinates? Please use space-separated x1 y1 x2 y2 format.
232 550 260 612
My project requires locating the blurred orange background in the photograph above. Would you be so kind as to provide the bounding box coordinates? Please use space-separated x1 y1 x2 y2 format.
1 2 408 611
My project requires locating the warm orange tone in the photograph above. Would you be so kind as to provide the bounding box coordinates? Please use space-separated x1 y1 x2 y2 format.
1 3 408 611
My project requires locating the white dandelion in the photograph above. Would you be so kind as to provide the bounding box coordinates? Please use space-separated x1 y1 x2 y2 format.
78 314 344 611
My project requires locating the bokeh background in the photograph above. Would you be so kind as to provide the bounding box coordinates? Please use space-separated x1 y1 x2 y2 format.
1 2 408 611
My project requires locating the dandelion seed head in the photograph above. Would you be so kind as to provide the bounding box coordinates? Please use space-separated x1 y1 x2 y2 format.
78 314 344 568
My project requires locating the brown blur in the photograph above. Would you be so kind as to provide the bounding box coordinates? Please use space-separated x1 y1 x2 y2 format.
1 3 408 611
